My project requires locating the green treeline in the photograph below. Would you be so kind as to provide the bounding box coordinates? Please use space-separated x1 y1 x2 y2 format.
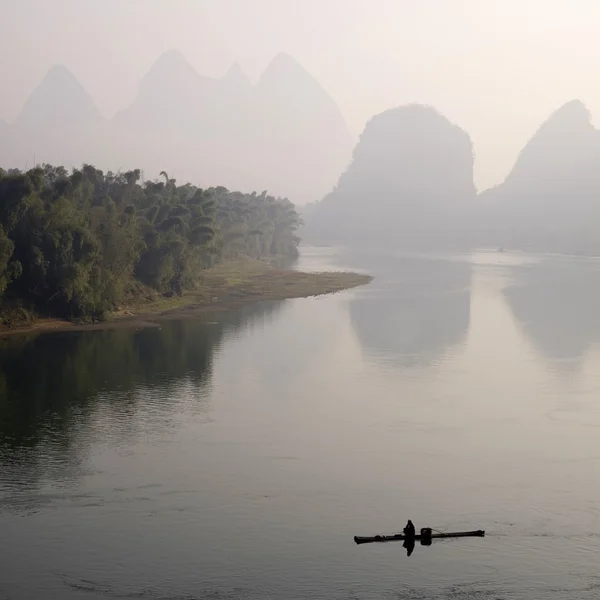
0 165 300 320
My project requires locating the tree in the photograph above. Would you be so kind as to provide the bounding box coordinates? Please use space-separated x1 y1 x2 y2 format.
0 163 301 320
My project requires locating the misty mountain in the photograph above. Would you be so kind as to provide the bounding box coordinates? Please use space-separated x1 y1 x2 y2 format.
479 100 600 252
0 51 353 204
255 53 350 142
109 50 222 184
248 53 353 205
305 104 477 247
1 65 106 170
113 51 353 203
14 65 104 129
113 50 218 134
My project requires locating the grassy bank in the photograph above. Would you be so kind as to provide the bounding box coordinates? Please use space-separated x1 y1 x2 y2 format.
0 259 372 338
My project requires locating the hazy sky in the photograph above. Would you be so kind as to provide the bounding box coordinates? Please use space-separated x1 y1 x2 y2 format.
2 0 600 190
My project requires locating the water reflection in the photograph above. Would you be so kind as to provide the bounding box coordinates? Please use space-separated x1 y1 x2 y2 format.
3 249 600 599
348 255 472 367
503 257 600 364
0 301 282 511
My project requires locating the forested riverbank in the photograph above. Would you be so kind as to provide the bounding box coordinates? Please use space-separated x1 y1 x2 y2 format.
0 164 371 334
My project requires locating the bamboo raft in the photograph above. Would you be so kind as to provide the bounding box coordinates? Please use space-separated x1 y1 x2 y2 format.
354 529 485 545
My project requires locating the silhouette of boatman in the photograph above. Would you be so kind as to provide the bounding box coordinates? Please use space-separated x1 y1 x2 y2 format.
402 520 416 556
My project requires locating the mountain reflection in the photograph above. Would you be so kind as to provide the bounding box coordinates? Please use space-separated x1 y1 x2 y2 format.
348 255 471 367
0 302 282 510
503 258 600 364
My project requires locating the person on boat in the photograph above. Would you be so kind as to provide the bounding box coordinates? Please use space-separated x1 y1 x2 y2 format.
403 520 416 538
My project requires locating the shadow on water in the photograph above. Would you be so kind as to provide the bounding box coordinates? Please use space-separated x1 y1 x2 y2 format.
346 254 472 368
0 301 283 507
503 257 600 365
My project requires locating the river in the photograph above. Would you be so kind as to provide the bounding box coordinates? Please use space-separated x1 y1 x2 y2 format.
1 247 600 599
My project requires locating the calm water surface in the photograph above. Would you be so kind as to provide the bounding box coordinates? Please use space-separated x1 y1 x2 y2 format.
2 247 600 599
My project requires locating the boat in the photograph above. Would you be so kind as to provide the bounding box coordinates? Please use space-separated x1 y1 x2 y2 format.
353 529 485 545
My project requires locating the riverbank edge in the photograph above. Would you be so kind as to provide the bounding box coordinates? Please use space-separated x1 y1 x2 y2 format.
0 259 373 338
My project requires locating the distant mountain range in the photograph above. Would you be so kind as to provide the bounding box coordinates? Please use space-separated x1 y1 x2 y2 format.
0 51 354 204
305 99 600 254
4 56 600 254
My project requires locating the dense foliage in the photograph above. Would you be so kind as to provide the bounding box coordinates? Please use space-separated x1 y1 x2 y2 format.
0 164 300 320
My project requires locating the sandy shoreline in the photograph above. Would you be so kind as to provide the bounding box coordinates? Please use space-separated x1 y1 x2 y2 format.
0 260 372 339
